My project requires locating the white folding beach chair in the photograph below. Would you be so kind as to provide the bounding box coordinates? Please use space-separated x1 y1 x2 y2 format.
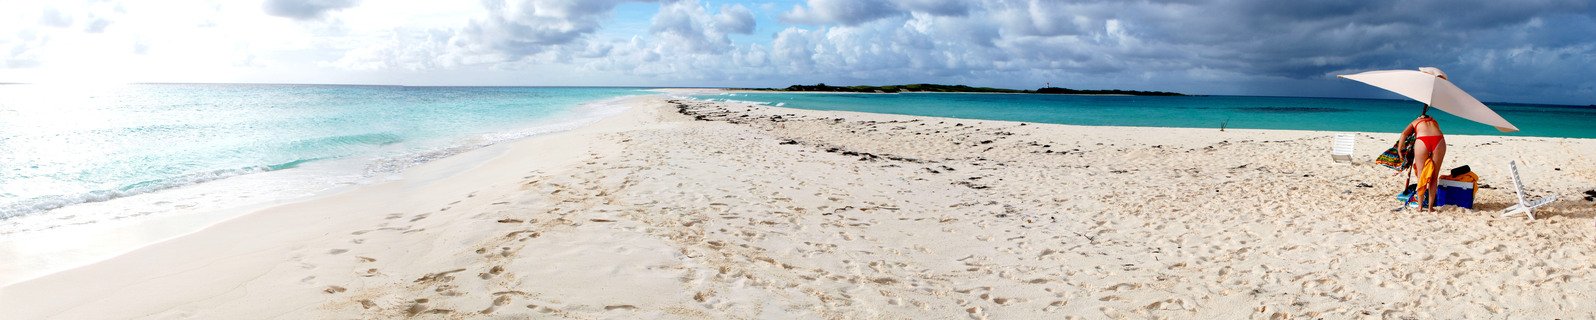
1502 160 1557 220
1330 133 1355 164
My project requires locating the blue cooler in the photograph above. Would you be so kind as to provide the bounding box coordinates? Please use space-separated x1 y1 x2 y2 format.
1434 179 1476 209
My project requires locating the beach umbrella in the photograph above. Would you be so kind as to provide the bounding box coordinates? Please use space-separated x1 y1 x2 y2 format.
1338 67 1519 132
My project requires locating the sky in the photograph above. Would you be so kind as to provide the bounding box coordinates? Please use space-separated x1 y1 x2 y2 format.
1 0 1593 105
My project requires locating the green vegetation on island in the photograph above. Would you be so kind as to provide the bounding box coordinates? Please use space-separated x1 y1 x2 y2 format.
744 83 1184 96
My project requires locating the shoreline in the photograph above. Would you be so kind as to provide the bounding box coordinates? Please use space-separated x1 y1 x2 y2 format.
4 95 1594 318
682 91 1596 140
773 108 1596 142
0 94 643 287
0 95 663 318
722 89 1145 97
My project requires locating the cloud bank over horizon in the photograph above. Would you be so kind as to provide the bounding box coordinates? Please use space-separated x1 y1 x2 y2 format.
1 0 1593 104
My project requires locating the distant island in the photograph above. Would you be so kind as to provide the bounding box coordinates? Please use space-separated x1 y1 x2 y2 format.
743 83 1184 96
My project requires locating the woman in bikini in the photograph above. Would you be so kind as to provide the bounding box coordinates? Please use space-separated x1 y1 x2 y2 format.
1398 107 1446 210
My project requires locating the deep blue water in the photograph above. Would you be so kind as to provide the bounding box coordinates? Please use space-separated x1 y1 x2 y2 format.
701 92 1596 139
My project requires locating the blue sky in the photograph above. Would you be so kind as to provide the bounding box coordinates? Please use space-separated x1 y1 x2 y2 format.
2 0 1594 105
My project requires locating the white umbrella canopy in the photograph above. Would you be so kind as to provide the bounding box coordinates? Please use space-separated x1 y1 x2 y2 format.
1338 68 1519 132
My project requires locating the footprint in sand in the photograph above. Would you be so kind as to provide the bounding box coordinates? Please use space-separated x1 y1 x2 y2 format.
406 304 456 316
478 266 506 280
965 306 986 319
526 304 560 314
479 295 517 314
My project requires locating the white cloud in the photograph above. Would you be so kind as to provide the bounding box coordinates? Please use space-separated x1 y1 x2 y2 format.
779 0 975 26
451 0 649 59
39 7 75 28
263 0 361 20
771 27 815 69
714 4 756 34
329 28 455 70
648 1 756 53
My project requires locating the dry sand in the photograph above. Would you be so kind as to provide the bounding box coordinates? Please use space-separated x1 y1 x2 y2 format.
3 93 1594 319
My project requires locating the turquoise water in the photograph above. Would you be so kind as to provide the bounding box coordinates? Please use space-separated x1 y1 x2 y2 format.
0 84 641 219
703 93 1596 139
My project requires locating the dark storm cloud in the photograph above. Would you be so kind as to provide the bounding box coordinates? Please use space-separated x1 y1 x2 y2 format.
760 0 1596 104
338 0 1593 104
262 0 360 20
1117 0 1595 78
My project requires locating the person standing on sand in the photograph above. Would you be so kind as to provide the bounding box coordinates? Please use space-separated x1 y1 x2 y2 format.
1344 67 1519 211
1398 106 1446 210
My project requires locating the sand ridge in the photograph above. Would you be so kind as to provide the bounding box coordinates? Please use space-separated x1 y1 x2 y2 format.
655 98 1596 319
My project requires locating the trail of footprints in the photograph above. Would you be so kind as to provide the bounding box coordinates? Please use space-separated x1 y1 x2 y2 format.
661 100 1595 318
301 100 1593 319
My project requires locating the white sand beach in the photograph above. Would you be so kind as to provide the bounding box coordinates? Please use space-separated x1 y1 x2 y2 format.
3 93 1594 319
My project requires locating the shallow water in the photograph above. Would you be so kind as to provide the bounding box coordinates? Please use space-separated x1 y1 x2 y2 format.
0 84 641 221
703 92 1596 139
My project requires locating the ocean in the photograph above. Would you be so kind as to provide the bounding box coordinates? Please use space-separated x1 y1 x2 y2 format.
0 84 642 225
699 92 1596 139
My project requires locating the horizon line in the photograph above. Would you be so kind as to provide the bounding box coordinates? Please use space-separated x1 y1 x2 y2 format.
2 81 1588 107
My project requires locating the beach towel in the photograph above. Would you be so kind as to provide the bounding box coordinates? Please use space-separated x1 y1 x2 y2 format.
1396 183 1418 203
1375 135 1416 170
